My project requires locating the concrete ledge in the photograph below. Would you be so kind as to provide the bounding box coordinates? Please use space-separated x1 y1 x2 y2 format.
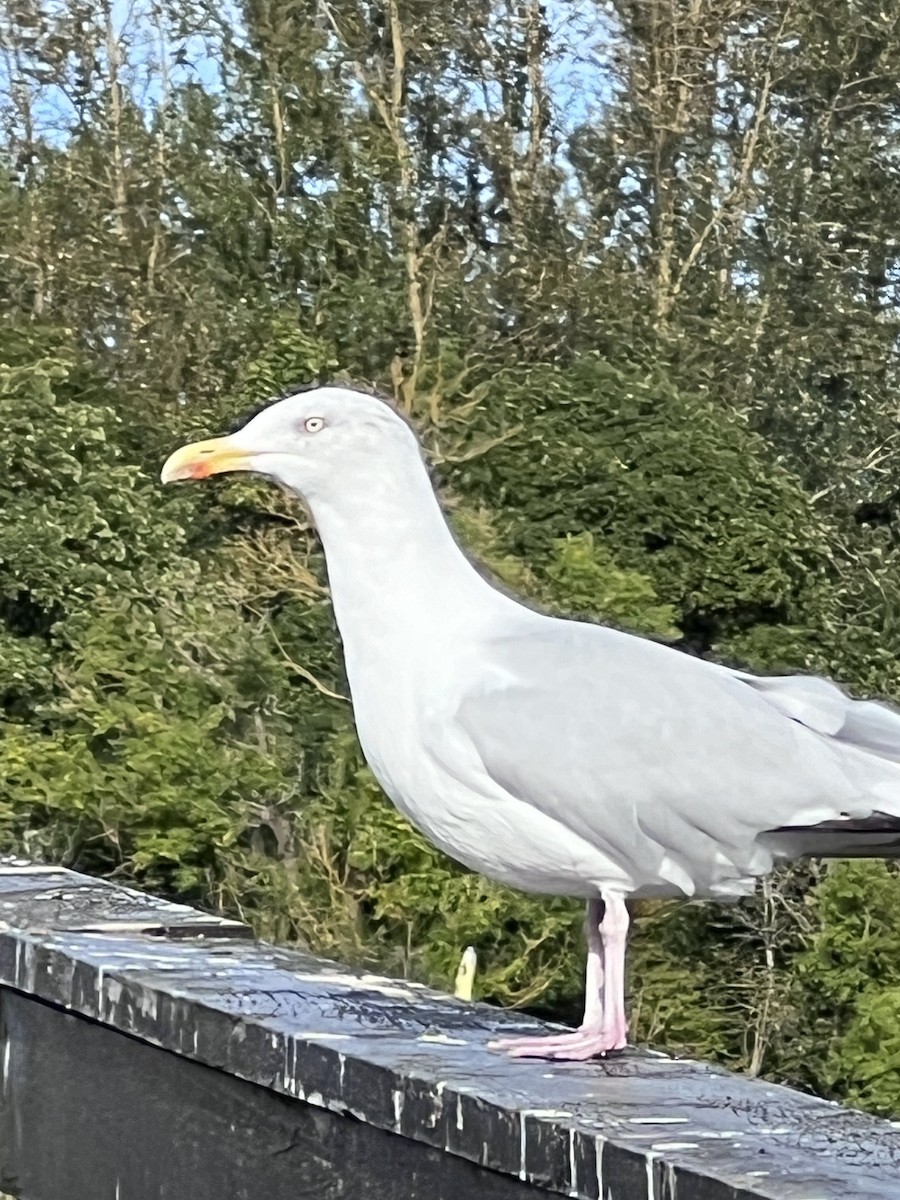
0 859 898 1199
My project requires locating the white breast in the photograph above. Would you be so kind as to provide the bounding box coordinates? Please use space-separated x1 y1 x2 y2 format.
344 626 765 902
352 676 634 897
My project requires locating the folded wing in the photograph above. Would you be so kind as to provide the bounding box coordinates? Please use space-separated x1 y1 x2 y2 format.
454 620 900 896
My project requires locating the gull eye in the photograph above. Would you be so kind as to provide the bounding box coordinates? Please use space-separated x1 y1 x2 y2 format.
304 416 326 433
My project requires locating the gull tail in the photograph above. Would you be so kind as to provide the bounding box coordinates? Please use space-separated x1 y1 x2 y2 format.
766 814 900 859
734 667 900 857
730 666 900 765
832 698 900 763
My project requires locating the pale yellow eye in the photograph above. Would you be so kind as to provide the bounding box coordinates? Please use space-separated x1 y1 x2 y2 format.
304 416 326 433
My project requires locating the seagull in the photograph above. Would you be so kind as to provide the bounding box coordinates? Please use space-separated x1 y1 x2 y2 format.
162 385 900 1060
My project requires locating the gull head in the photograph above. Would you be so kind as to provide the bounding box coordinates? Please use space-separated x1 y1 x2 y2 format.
160 385 421 500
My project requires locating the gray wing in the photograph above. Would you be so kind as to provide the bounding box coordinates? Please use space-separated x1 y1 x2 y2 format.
726 666 900 762
454 620 900 893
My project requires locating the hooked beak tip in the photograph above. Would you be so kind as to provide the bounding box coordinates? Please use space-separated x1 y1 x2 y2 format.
160 436 251 484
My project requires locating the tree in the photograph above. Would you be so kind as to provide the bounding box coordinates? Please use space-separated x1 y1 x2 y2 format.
3 0 900 1116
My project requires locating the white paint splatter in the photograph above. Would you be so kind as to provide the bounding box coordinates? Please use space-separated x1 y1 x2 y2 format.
296 1031 350 1040
651 1141 700 1151
518 1112 527 1182
281 1038 297 1094
138 989 158 1021
628 1116 689 1125
0 864 60 874
664 1161 679 1197
567 1128 578 1197
428 1081 445 1129
392 1087 404 1130
619 1132 680 1141
646 1152 657 1200
282 968 419 1001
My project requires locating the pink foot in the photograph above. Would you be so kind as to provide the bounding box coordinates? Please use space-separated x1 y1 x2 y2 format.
488 895 631 1063
489 1024 627 1061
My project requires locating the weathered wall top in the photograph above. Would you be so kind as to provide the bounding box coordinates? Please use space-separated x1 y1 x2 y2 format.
0 858 898 1200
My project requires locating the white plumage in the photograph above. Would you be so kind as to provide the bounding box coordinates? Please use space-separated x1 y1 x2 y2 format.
162 385 900 1060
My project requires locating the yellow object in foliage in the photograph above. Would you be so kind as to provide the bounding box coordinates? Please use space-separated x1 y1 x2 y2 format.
454 946 477 1001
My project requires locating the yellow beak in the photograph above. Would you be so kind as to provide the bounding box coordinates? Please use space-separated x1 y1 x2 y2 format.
160 436 253 483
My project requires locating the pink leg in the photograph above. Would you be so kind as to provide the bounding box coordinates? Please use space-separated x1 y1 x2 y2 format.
489 895 630 1060
594 894 629 1051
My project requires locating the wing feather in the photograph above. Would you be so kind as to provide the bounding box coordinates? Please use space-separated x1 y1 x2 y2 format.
454 620 899 893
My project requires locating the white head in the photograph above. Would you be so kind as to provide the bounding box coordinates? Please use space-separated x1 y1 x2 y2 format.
160 385 424 502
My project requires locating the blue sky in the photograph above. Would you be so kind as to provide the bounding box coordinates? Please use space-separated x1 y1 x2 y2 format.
0 0 614 147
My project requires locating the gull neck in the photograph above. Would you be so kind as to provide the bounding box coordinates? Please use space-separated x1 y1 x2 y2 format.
302 455 506 669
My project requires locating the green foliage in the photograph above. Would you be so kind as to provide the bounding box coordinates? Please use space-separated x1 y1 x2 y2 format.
0 331 290 899
287 764 585 1007
4 0 900 1122
458 356 835 659
544 533 677 637
234 319 340 401
790 862 900 1115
